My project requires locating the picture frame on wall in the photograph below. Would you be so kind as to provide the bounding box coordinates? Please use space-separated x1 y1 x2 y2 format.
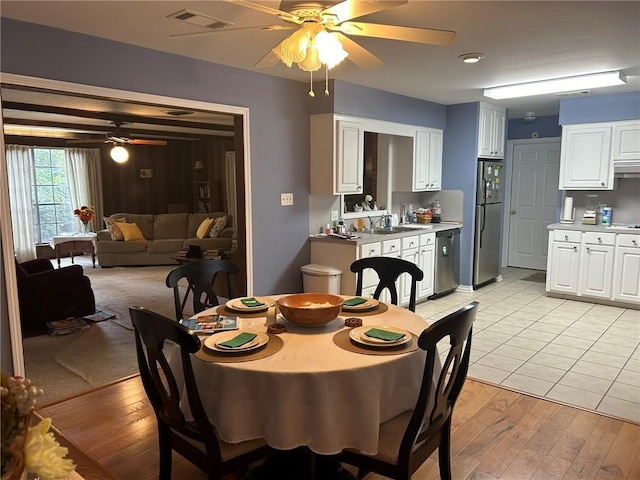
140 168 153 179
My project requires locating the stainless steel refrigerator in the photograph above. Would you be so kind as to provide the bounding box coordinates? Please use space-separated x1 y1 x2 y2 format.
473 159 503 287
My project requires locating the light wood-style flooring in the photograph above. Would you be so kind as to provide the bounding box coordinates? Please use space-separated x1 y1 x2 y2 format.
39 375 640 480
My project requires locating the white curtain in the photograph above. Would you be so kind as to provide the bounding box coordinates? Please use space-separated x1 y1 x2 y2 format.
65 148 103 232
224 151 237 240
6 145 36 262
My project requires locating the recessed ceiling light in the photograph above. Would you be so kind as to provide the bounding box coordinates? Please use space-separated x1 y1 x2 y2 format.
458 53 485 64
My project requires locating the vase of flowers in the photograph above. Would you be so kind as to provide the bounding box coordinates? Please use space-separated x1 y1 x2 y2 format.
1 373 75 480
73 206 95 234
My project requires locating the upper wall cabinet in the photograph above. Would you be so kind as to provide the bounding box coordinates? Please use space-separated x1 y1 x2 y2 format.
478 103 506 159
559 120 640 190
394 128 443 192
311 114 364 195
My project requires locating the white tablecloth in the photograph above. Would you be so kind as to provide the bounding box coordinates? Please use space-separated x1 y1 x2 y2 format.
50 233 97 250
175 299 434 455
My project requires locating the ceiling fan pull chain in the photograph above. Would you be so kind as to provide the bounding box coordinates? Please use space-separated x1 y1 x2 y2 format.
308 70 315 97
324 65 330 96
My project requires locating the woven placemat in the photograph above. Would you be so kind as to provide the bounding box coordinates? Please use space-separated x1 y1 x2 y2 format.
333 328 418 356
340 302 389 317
195 333 283 363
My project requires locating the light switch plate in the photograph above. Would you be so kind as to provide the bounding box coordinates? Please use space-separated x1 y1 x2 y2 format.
281 193 293 206
331 210 339 221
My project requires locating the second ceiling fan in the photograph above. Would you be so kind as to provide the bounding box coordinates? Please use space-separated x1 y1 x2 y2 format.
67 120 167 146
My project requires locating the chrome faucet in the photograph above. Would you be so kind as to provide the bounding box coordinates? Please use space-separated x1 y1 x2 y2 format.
367 215 384 231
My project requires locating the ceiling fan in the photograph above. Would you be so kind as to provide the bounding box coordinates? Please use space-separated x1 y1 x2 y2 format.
171 0 456 71
67 121 168 146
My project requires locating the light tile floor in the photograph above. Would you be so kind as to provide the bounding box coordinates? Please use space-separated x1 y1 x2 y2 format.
415 267 640 424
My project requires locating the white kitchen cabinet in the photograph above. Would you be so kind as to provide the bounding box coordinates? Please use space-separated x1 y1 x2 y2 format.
612 234 640 303
612 119 640 161
559 123 613 190
400 236 420 306
417 233 436 299
478 103 506 159
359 242 382 297
394 128 443 192
547 230 581 294
381 238 402 304
547 228 639 306
310 114 364 195
578 232 615 299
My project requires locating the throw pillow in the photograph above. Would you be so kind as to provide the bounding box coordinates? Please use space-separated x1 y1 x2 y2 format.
209 216 227 238
117 222 146 241
104 217 126 241
196 217 215 239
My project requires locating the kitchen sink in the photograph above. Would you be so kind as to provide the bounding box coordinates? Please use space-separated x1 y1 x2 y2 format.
369 226 422 234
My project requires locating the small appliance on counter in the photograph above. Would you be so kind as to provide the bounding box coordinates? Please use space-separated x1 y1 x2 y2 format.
581 195 599 225
561 196 575 224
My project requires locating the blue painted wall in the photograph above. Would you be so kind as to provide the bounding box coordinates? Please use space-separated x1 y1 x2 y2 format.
559 92 640 124
508 115 562 140
442 103 479 287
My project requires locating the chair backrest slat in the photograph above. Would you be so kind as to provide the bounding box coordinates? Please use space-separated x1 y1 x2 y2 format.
165 259 240 321
350 256 424 312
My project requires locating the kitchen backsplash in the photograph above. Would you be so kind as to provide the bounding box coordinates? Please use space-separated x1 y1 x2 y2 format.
562 177 640 225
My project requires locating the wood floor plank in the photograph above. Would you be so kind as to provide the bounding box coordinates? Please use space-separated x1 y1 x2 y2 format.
564 417 624 480
39 376 640 480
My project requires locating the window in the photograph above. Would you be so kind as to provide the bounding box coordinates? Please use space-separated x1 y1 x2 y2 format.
32 148 74 243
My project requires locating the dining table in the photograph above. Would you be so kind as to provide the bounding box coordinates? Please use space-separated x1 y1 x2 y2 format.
171 294 438 466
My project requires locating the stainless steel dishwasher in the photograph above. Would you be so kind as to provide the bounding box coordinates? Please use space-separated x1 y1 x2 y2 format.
431 228 460 298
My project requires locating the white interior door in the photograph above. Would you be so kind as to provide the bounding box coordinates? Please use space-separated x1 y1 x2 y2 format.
507 140 561 270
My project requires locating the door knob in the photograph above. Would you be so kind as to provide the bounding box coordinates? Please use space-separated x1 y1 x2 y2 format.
510 210 516 215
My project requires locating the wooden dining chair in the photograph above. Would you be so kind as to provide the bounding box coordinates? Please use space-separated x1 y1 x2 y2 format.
338 301 479 480
350 256 424 312
165 259 239 321
129 306 272 480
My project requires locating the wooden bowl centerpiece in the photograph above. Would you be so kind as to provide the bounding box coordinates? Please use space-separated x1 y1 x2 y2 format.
277 293 344 327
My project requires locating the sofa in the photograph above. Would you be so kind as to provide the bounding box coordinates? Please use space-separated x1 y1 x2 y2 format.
96 212 234 267
15 258 95 332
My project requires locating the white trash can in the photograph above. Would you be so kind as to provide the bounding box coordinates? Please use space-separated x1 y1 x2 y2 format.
301 264 342 294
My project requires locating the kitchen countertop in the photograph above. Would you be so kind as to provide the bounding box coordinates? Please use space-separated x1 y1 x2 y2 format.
548 222 640 234
309 222 463 245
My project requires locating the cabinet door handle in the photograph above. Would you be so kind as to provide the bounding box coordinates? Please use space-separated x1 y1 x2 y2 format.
586 247 590 253
565 235 568 241
633 240 638 246
601 182 605 186
573 246 577 251
597 237 602 243
369 249 375 255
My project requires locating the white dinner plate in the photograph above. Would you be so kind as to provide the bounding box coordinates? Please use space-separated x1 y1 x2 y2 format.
349 325 412 348
225 297 275 312
204 331 269 352
341 297 379 312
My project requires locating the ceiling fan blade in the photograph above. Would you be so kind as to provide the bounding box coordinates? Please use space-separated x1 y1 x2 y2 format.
335 34 383 69
321 0 406 23
225 0 301 23
334 22 456 46
67 138 108 144
254 48 281 69
130 139 168 146
171 24 293 39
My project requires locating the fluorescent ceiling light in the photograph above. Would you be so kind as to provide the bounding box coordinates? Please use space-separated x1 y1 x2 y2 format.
484 71 626 99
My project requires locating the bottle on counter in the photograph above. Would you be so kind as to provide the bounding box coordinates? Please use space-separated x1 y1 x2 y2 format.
432 200 442 223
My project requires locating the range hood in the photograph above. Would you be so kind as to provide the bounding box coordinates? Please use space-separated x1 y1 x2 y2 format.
614 159 640 178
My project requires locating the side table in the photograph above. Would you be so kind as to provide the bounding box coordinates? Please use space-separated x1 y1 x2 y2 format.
50 233 97 268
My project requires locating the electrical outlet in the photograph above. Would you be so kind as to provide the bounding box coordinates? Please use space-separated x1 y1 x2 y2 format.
331 210 339 222
280 193 293 206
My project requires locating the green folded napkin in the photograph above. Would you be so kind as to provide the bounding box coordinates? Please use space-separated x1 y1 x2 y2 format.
344 297 368 307
241 297 265 307
218 332 257 348
364 328 405 342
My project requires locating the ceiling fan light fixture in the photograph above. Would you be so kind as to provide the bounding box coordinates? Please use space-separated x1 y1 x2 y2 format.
316 31 348 69
110 145 129 163
458 53 484 63
484 70 627 99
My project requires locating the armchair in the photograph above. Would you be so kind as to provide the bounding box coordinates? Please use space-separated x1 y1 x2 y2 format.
15 258 96 333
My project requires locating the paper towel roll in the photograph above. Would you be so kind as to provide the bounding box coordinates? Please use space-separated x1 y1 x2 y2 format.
562 197 573 220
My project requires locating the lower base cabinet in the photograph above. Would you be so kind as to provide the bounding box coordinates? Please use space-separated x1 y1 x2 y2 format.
310 231 439 307
547 229 639 306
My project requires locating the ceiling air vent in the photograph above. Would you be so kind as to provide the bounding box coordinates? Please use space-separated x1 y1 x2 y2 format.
167 9 234 30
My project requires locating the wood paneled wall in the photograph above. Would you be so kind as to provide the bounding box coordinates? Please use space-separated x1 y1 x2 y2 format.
100 137 235 216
